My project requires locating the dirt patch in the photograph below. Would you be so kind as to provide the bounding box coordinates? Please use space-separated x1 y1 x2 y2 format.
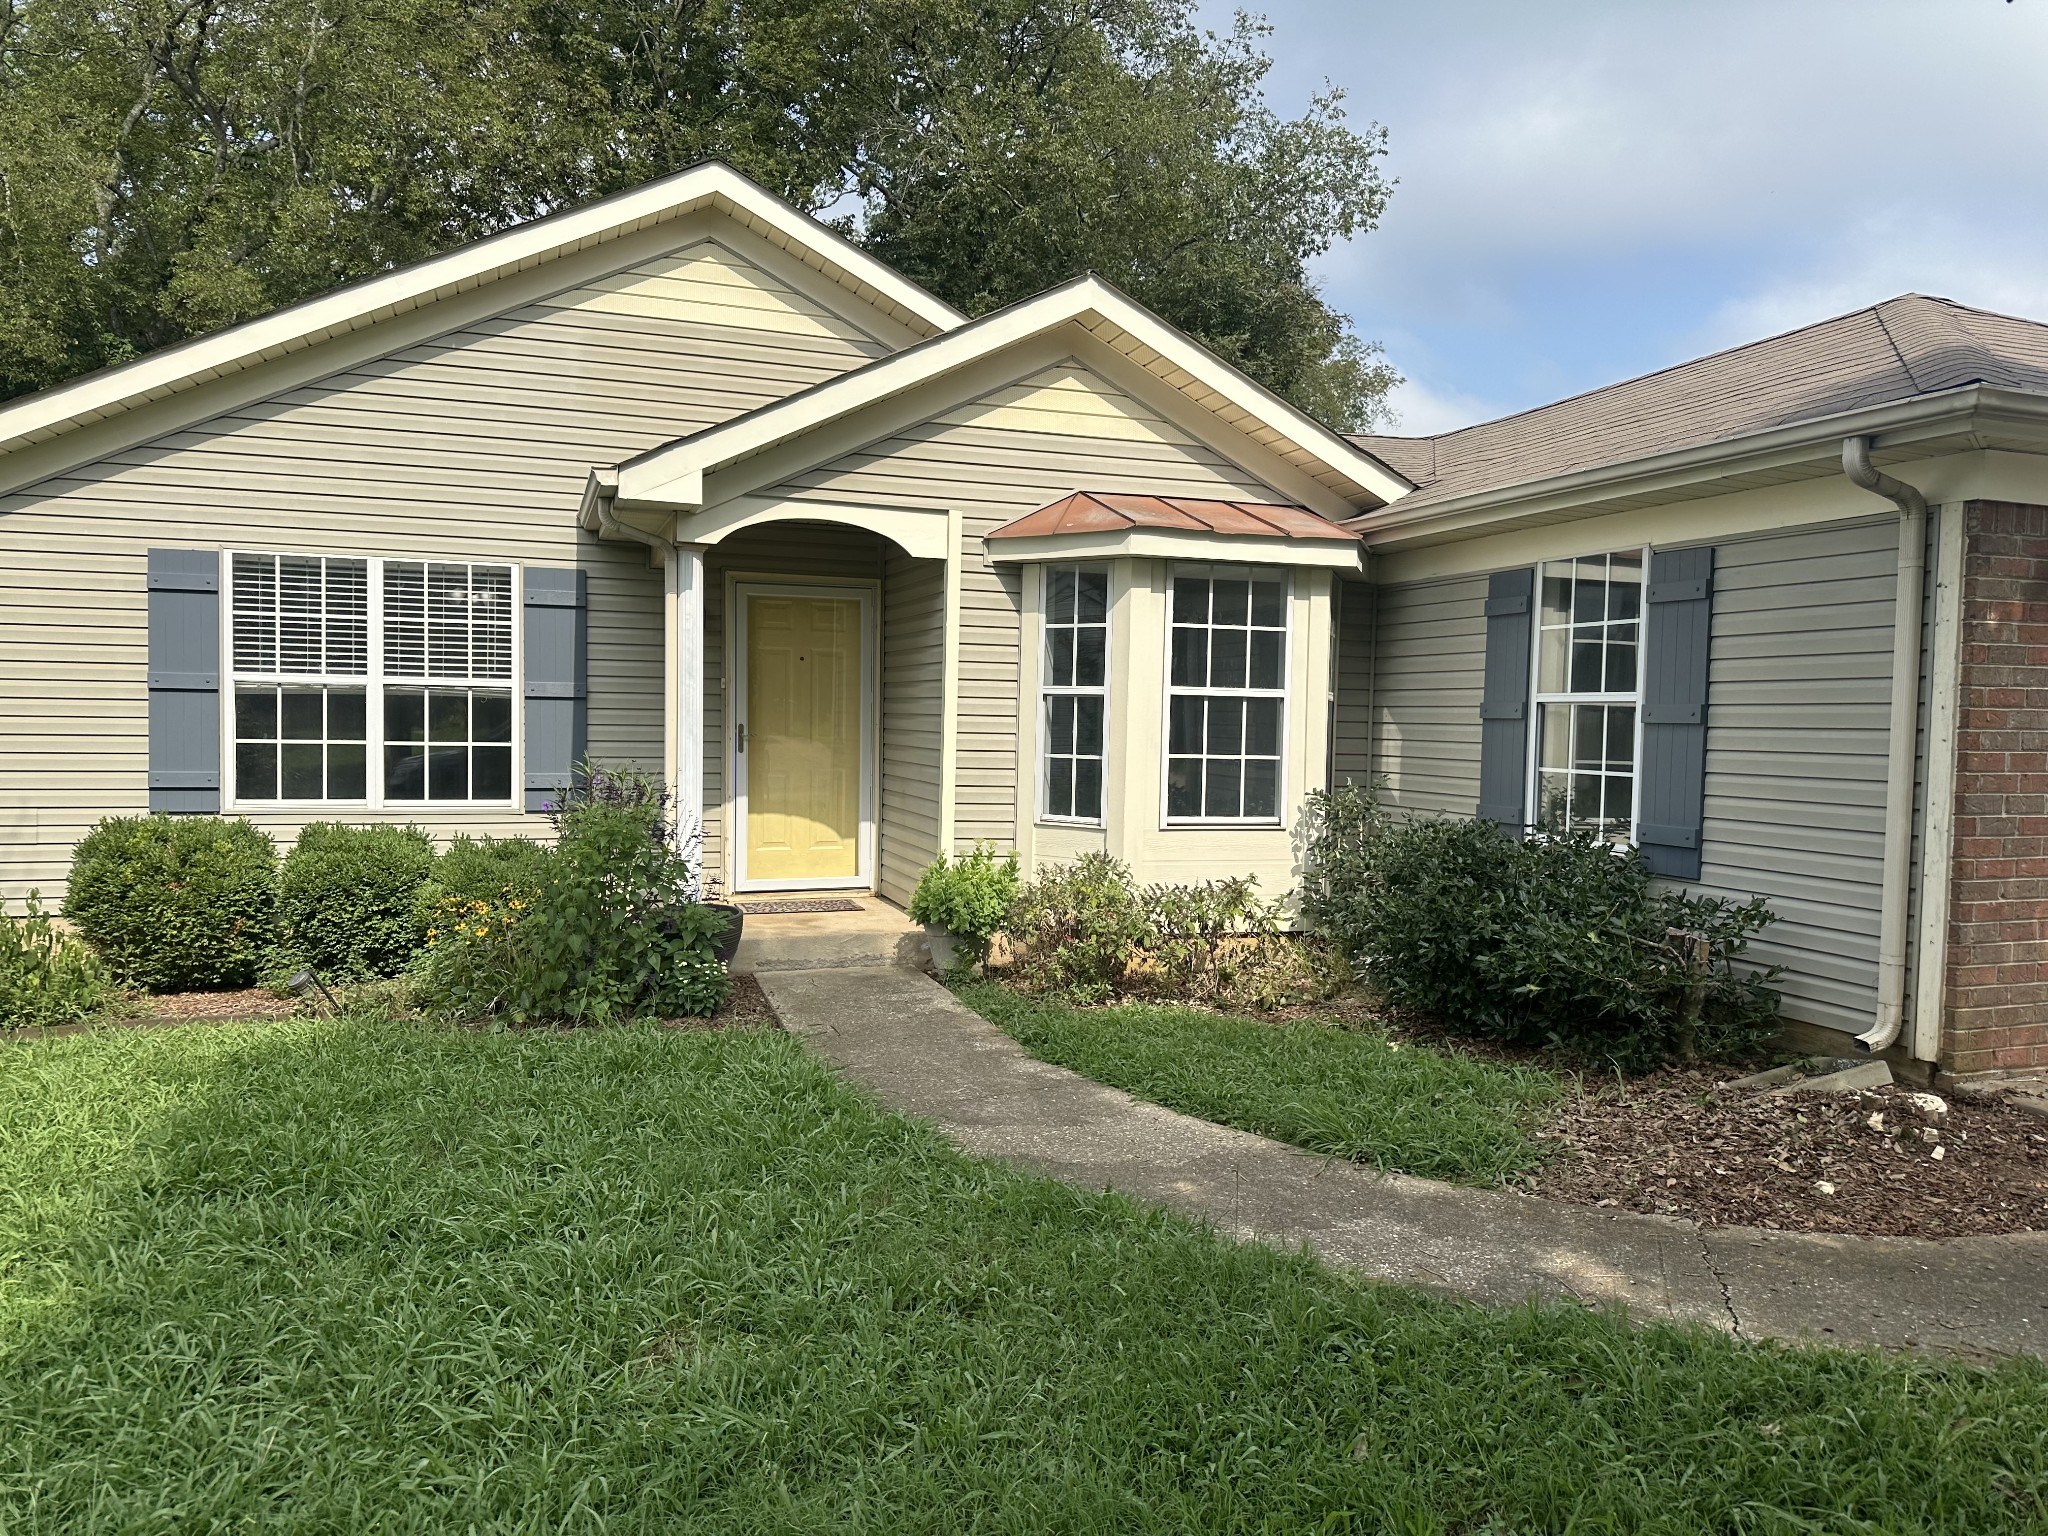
1530 1073 2048 1236
140 988 303 1022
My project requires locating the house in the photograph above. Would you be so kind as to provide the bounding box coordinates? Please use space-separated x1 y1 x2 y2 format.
2 163 2044 1079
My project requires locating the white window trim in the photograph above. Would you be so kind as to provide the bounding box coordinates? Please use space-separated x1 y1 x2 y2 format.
1524 545 1647 844
1037 561 1112 828
1158 562 1291 829
221 550 523 812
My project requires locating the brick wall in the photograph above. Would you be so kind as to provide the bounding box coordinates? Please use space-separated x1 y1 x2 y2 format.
1943 500 2048 1076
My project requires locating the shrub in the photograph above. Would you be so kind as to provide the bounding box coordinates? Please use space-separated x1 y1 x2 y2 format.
907 844 1020 958
0 892 115 1029
1299 788 1781 1067
277 823 437 983
65 815 276 991
413 765 731 1024
998 851 1340 1011
418 834 552 919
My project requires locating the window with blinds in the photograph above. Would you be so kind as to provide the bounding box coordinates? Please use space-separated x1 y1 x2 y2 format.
227 552 516 805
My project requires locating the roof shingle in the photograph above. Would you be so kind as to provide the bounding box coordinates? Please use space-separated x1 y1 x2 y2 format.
1348 294 2048 510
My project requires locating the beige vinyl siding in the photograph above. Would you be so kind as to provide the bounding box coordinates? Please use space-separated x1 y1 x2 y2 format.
700 524 890 890
1695 516 1899 1032
880 551 947 905
1331 578 1375 784
0 240 890 900
1365 573 1489 816
762 360 1284 849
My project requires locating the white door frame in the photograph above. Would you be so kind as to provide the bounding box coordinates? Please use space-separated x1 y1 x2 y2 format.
730 579 879 892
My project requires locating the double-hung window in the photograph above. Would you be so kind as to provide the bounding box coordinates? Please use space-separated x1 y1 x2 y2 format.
1532 549 1643 843
1040 565 1109 822
229 553 516 806
1165 567 1287 823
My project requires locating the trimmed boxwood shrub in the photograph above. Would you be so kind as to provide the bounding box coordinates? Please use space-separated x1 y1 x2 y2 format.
1298 784 1782 1067
278 823 438 983
65 815 276 992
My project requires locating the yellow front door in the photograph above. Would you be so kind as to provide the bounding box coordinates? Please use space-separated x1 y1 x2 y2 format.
743 590 864 884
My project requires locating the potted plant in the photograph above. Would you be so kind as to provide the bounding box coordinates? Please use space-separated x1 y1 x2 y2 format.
908 844 1020 972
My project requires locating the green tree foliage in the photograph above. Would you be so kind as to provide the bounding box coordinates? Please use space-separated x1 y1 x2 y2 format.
0 0 1396 425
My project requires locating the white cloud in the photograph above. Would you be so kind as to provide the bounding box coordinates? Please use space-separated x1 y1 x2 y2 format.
1381 372 1506 436
1207 0 2048 406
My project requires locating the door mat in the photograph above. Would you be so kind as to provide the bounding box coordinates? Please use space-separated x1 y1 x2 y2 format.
738 897 864 914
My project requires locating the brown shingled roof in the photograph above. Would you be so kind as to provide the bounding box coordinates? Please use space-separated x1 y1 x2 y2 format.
1348 294 2048 510
988 491 1360 541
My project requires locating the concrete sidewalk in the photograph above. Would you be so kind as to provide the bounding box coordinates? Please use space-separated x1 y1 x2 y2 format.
757 966 2048 1361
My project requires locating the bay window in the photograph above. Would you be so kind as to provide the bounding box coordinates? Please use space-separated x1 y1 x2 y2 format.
1532 549 1643 842
228 552 516 806
1165 566 1287 823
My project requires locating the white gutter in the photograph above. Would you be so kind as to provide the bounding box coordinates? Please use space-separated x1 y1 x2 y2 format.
1842 435 1929 1054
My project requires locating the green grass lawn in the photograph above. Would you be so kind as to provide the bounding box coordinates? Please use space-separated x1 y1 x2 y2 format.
0 1017 2043 1532
958 983 1563 1186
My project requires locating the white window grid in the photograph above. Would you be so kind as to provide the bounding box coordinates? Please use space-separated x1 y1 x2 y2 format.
1527 547 1646 844
223 552 521 809
1038 563 1111 825
1161 564 1290 826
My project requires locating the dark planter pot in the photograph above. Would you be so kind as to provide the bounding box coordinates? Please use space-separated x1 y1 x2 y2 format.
705 902 746 966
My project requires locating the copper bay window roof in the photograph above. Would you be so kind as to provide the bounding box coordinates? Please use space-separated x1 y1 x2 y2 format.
987 491 1361 542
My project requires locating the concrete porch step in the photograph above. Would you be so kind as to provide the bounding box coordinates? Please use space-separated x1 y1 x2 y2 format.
729 897 931 974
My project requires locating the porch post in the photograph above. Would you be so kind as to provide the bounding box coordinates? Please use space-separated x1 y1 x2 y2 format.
668 543 707 874
939 510 963 856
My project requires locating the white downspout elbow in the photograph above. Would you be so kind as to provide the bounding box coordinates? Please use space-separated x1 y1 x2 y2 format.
1842 435 1928 1054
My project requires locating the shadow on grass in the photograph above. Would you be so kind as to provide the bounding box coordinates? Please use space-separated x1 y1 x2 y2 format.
0 1016 2041 1532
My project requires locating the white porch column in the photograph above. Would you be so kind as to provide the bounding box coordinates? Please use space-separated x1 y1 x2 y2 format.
667 543 707 864
939 510 963 856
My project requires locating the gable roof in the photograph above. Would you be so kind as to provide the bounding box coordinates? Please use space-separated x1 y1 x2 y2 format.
605 275 1413 516
1349 294 2048 515
989 491 1358 543
0 161 964 469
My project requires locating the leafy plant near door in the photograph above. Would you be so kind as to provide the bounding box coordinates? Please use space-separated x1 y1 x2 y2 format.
908 844 1021 969
412 763 731 1023
0 893 115 1029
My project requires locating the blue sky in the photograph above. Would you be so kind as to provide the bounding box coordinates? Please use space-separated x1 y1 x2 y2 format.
1199 1 2048 433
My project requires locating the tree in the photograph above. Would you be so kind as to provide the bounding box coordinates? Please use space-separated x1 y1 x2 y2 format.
0 0 1397 425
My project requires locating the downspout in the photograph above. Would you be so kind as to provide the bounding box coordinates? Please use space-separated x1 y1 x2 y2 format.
1842 436 1928 1054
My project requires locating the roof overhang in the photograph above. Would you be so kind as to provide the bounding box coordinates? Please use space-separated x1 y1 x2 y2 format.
600 275 1413 522
1348 384 2048 550
0 160 963 479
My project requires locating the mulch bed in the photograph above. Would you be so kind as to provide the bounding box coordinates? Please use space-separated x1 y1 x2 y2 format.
142 989 304 1022
665 971 782 1031
1527 1071 2048 1237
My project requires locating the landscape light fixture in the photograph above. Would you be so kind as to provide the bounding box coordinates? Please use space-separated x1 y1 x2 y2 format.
286 969 340 1015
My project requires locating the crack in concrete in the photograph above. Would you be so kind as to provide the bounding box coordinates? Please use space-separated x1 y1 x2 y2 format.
1697 1230 1742 1339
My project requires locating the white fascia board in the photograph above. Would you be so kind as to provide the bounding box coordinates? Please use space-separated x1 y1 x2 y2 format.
983 528 1364 571
614 275 1412 512
0 161 962 466
1352 384 2048 549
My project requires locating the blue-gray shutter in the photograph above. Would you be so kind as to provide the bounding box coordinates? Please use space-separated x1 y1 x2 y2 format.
523 568 587 812
1476 567 1535 834
147 549 222 813
1637 545 1714 880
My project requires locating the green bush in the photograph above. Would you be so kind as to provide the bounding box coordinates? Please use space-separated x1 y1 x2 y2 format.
0 892 115 1029
998 851 1340 1011
65 815 276 991
418 835 551 917
1298 785 1781 1067
907 844 1020 958
413 765 730 1024
277 823 437 983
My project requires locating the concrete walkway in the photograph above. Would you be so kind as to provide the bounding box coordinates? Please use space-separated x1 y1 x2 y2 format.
757 966 2048 1362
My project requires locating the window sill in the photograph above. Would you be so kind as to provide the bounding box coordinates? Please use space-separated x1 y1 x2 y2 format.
1159 818 1286 831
